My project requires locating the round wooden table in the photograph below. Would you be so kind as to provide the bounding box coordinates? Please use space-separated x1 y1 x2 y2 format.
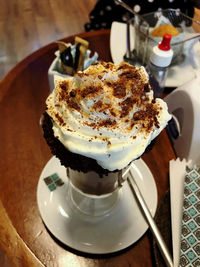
0 29 175 266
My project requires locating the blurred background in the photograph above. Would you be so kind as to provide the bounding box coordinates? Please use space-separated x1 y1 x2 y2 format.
0 0 96 80
1 0 199 80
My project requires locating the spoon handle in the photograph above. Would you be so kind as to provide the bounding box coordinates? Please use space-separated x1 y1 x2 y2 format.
127 171 174 267
114 0 138 17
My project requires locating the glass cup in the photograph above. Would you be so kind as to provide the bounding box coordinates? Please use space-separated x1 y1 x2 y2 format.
132 9 200 66
66 167 128 217
133 15 151 66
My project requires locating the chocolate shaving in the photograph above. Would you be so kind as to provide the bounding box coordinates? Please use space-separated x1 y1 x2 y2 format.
81 85 102 98
70 90 76 97
131 103 160 131
55 113 66 126
113 83 126 98
98 119 116 128
60 81 68 90
120 97 137 118
67 99 80 111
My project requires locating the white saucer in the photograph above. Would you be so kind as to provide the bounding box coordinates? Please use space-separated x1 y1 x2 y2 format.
37 156 157 254
110 21 199 88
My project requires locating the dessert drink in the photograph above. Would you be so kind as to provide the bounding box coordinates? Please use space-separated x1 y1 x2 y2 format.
42 61 171 195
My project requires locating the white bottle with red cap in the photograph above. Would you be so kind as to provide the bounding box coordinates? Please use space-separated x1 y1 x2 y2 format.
147 33 173 98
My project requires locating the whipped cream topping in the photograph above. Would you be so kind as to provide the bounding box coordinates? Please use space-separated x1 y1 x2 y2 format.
46 62 171 171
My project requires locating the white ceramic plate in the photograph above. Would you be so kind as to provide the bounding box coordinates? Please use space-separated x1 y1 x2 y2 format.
110 21 198 88
37 156 157 254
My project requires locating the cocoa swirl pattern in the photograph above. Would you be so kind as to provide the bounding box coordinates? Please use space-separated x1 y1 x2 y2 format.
46 62 171 171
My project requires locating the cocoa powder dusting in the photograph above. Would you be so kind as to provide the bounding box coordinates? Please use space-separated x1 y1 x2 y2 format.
120 97 137 118
109 108 116 117
56 61 162 136
60 81 68 90
67 99 80 112
59 88 69 102
113 83 126 98
119 70 140 79
81 85 102 98
93 100 103 110
98 119 116 128
131 103 160 131
70 90 76 97
55 113 66 126
144 83 151 92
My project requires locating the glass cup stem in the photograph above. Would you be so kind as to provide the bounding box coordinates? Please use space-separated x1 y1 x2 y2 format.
67 181 120 216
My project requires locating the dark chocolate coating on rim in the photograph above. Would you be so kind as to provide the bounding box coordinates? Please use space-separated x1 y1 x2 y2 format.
42 112 117 176
42 112 154 176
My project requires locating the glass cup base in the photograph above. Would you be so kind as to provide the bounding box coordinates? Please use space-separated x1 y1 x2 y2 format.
67 181 120 217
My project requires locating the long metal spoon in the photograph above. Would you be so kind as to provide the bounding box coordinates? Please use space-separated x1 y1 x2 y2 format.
114 0 139 17
123 166 174 267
